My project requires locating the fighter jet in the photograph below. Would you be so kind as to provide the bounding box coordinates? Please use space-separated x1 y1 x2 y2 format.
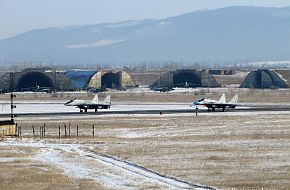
65 94 111 112
192 93 238 112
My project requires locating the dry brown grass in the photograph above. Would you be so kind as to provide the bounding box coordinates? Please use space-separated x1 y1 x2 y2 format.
1 87 290 104
0 146 109 190
8 111 290 190
1 88 290 189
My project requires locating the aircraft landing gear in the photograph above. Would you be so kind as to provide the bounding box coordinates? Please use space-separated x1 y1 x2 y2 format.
80 109 83 112
222 107 225 112
85 109 87 112
207 108 215 112
95 109 98 112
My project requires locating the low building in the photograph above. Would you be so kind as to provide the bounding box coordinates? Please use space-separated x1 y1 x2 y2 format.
209 69 236 75
0 120 16 137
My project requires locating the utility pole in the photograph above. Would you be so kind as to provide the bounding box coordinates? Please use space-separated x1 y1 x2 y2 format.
10 72 16 123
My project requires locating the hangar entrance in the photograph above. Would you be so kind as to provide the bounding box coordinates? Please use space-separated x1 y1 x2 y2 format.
101 72 120 89
16 72 55 92
256 70 276 88
173 71 201 87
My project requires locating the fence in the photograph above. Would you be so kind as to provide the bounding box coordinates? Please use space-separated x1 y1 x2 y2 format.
16 124 97 139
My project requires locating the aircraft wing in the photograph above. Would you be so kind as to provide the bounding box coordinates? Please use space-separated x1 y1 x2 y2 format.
202 103 237 108
76 103 110 110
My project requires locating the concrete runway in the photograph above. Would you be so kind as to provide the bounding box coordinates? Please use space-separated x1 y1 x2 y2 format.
0 105 290 118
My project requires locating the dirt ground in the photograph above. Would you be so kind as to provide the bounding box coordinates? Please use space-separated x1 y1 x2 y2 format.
1 109 289 190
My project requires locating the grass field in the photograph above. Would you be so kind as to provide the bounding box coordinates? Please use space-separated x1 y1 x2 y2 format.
1 109 289 189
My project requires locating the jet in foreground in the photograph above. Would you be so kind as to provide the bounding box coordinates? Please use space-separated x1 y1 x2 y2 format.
65 94 111 112
192 93 238 112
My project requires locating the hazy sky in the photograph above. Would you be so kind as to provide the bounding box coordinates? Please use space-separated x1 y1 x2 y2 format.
1 0 290 39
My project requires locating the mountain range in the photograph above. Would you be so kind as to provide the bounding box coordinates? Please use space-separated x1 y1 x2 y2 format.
1 6 290 66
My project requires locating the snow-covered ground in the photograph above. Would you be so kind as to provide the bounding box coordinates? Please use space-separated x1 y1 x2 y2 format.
0 139 214 190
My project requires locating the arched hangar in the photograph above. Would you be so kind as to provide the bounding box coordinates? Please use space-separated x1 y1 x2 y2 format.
64 70 102 90
65 70 136 91
240 69 289 89
16 71 56 91
0 68 137 92
150 69 220 90
101 71 136 90
0 68 74 92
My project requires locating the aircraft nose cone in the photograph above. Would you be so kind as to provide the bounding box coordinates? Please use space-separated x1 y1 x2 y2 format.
64 99 73 106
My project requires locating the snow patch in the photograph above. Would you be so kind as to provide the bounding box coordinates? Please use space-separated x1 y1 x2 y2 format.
276 71 289 84
247 60 290 67
105 21 141 28
0 140 214 190
157 22 170 26
67 39 126 49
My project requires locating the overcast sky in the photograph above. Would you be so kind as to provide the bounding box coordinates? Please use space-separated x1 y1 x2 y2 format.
1 0 290 39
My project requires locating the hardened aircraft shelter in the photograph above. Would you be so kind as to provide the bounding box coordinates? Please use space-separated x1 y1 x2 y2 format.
240 69 289 89
150 69 221 90
0 68 136 92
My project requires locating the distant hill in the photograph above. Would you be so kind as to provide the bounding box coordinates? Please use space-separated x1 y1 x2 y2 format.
1 6 290 66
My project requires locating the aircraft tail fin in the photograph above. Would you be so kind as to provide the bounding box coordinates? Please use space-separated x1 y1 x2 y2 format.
91 94 99 104
229 94 239 104
218 93 226 103
104 95 111 104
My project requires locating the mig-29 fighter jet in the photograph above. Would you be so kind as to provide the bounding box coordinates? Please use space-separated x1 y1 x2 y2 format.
192 93 238 112
65 94 111 112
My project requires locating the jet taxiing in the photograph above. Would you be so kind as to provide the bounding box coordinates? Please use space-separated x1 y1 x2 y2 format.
192 93 238 112
65 93 238 113
65 94 111 112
